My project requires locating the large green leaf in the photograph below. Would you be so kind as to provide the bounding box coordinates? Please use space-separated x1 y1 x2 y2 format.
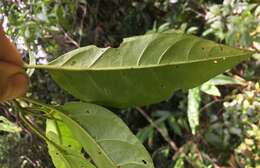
57 102 154 168
36 32 252 107
46 115 96 168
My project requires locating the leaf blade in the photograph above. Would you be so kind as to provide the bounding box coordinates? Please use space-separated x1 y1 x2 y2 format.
57 102 154 168
46 115 96 168
40 32 253 107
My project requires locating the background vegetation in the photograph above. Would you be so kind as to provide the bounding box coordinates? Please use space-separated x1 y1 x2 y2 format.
0 0 259 167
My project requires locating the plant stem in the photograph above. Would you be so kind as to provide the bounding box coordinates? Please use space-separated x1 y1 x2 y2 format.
23 64 48 69
18 110 48 142
14 99 65 152
19 97 57 113
136 107 179 151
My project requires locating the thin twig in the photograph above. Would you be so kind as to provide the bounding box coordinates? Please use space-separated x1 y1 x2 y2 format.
199 95 234 112
63 31 80 48
199 99 223 112
59 26 80 48
14 99 65 152
136 107 178 151
189 8 206 18
172 141 191 160
78 4 87 46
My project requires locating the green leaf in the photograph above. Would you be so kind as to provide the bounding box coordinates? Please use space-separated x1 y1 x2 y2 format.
36 32 252 108
208 74 243 85
174 157 184 168
253 53 260 61
46 115 96 168
204 132 223 147
137 126 154 143
187 87 201 135
57 102 154 168
0 116 21 133
200 82 221 96
168 117 182 136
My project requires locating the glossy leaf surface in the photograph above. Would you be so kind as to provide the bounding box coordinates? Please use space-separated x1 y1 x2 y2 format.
57 102 154 168
41 32 252 107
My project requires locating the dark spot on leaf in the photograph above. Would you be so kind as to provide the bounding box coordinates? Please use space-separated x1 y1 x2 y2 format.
85 110 90 114
201 47 205 50
142 160 147 164
160 84 165 89
68 145 71 147
98 151 102 154
70 60 76 65
56 153 59 155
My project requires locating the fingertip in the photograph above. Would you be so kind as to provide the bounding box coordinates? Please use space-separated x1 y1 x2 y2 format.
0 31 23 66
1 72 29 101
10 72 29 97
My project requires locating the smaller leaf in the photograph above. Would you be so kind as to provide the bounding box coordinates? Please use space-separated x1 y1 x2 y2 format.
204 132 223 147
0 116 21 133
167 117 182 136
200 82 221 97
137 126 154 143
174 157 184 168
58 102 154 168
46 114 96 168
208 74 243 85
152 110 171 121
186 27 198 34
187 87 201 135
252 53 260 61
240 32 252 47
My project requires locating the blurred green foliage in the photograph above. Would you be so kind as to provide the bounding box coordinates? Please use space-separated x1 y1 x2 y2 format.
0 0 259 167
203 1 260 47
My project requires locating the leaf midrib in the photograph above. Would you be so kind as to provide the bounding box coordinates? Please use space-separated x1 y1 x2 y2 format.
26 52 251 71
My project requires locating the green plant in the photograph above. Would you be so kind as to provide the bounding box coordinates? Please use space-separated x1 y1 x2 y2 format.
1 31 254 168
203 0 260 48
204 82 260 167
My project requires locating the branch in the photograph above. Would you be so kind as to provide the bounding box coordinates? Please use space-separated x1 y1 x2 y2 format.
136 107 178 151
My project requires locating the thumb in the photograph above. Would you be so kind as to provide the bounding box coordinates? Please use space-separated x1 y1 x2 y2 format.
0 25 23 66
0 62 28 101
